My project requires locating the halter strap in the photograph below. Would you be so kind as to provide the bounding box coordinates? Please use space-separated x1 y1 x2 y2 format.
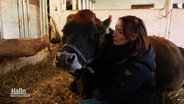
62 43 95 67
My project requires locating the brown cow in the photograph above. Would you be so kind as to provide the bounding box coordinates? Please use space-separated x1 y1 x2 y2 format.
149 36 184 91
52 10 184 98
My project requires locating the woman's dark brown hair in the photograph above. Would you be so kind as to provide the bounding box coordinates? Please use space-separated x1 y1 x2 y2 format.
119 15 149 56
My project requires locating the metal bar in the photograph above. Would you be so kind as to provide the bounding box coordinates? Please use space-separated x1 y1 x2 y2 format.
0 0 4 38
23 0 27 38
45 0 49 36
26 0 30 38
43 0 46 36
42 0 45 36
72 0 76 10
17 0 21 38
82 0 85 9
17 0 24 38
22 0 26 38
86 0 89 9
89 0 92 10
39 0 48 37
78 0 81 10
39 0 43 37
47 0 50 36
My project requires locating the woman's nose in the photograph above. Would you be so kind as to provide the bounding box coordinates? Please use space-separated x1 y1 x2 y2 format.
112 31 118 36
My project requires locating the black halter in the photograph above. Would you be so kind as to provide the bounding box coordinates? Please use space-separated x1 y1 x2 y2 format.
62 43 95 77
62 43 95 68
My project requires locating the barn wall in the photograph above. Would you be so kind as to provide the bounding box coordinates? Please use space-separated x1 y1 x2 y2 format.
49 0 63 30
1 0 19 39
29 0 40 38
0 0 41 39
59 9 167 36
94 9 168 37
59 9 184 48
93 0 165 9
169 9 184 47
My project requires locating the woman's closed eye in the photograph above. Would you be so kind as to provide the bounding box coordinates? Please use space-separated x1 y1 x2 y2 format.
115 29 123 34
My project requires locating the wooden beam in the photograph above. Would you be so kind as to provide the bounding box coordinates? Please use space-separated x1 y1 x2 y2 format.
0 35 50 59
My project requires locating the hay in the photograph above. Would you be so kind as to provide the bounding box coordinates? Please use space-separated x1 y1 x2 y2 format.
19 71 80 104
161 89 184 104
0 49 183 104
0 50 80 104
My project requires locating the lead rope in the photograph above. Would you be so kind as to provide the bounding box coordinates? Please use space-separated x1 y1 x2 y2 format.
85 66 95 74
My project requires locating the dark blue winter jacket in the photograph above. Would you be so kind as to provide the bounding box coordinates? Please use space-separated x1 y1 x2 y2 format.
93 35 159 104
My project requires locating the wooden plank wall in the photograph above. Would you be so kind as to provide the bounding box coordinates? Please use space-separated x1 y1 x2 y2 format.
1 0 40 39
29 0 40 38
1 0 19 39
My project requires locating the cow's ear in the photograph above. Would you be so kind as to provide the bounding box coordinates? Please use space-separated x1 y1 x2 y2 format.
103 15 112 28
103 15 112 34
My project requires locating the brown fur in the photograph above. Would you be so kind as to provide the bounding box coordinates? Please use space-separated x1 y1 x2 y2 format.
149 36 184 91
69 10 96 25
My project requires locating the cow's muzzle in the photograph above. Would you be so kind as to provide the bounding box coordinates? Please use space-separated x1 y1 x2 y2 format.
54 51 82 70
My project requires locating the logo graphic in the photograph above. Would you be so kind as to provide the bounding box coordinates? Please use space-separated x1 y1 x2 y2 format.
10 88 30 97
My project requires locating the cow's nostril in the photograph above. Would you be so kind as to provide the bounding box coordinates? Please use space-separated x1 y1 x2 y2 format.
66 54 75 64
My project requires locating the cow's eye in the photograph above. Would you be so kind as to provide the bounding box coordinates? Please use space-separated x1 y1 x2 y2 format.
62 30 70 36
62 35 68 44
91 33 98 40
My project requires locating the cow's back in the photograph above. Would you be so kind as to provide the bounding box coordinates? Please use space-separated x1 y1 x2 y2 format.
149 36 184 91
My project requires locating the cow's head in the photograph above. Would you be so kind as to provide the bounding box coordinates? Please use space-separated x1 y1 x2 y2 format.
54 9 111 72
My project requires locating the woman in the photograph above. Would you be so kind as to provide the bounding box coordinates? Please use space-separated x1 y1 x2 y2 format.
79 15 160 104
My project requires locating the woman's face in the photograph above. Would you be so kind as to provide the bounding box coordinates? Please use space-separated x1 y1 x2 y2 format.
112 19 129 46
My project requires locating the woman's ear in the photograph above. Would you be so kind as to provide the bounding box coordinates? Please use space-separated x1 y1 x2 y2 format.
130 33 138 41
